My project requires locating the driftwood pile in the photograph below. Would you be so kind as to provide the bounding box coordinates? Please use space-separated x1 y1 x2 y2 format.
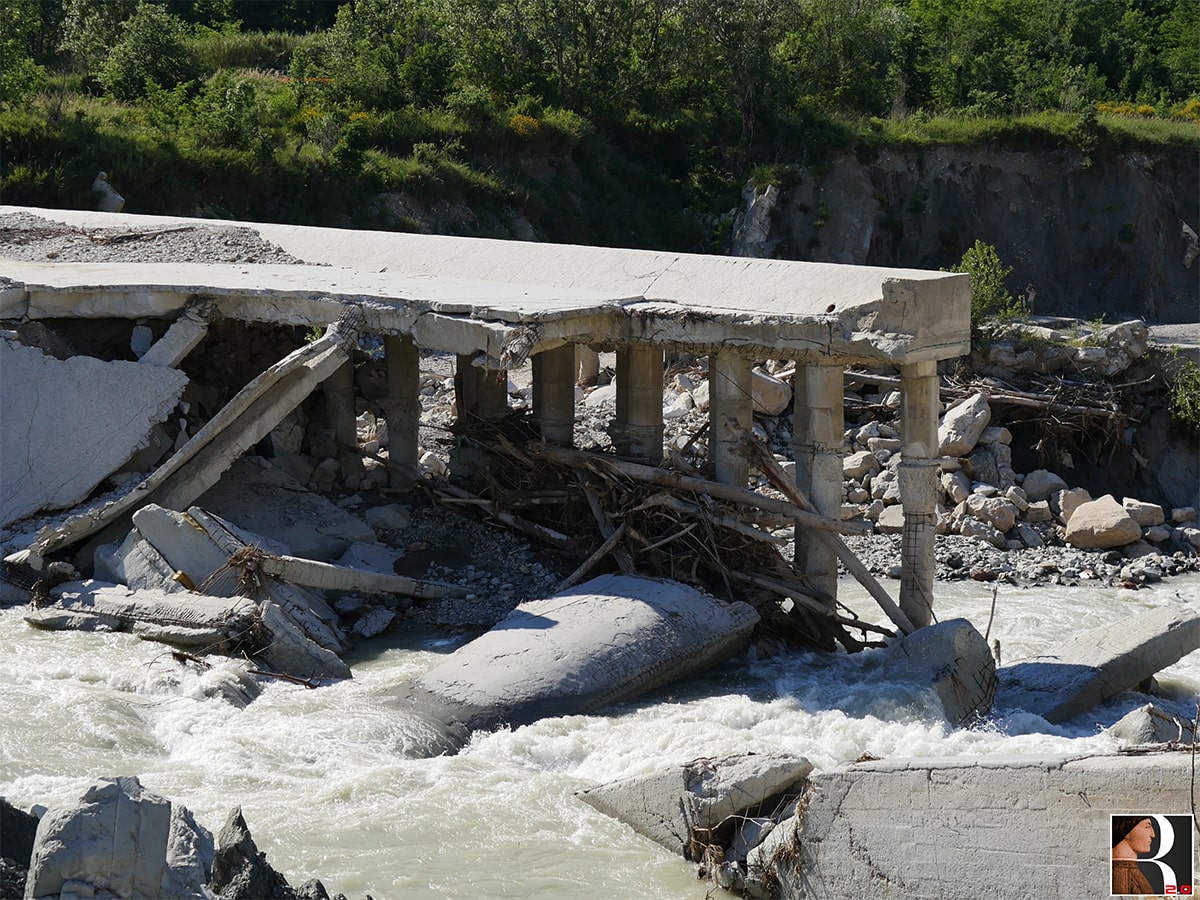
367 419 906 653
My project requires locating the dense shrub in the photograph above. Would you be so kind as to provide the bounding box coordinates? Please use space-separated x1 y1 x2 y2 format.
99 1 198 101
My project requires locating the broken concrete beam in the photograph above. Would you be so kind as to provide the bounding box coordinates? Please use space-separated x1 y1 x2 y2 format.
747 752 1193 900
129 504 346 655
997 602 1200 723
257 552 468 600
388 574 759 757
576 753 812 859
32 579 258 649
138 298 215 368
0 337 187 527
883 618 998 726
19 306 363 568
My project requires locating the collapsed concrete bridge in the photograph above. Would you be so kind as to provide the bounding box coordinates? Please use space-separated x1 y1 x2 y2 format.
0 205 970 629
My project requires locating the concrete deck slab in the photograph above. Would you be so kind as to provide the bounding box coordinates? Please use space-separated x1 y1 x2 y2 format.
1 206 970 364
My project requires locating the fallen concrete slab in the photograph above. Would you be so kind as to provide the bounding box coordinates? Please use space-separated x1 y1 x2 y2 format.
388 573 759 756
0 337 187 527
577 753 812 859
745 752 1194 900
997 602 1200 723
15 306 362 570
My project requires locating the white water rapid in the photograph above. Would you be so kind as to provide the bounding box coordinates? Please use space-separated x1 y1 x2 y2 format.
2 575 1198 898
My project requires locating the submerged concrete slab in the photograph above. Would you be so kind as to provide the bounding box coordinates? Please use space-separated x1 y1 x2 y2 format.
577 753 812 859
749 752 1194 900
884 618 998 726
389 574 759 756
997 602 1200 723
0 338 187 527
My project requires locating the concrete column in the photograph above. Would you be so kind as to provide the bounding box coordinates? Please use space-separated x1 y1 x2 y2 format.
384 334 420 485
792 363 844 601
899 361 939 629
533 344 576 446
709 350 752 486
322 359 364 480
614 345 664 462
576 345 600 386
455 354 508 423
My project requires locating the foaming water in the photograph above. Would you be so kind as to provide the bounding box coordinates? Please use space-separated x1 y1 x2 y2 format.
2 575 1197 897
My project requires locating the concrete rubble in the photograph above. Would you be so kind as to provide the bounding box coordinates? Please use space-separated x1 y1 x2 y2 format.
388 573 760 756
9 776 324 900
1107 701 1198 745
997 601 1200 723
880 618 997 726
576 752 813 861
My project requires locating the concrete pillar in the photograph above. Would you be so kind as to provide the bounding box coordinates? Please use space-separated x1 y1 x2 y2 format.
384 334 420 485
576 345 600 386
792 363 844 601
322 359 364 481
614 345 664 462
709 350 752 486
899 361 939 629
533 344 576 446
455 354 508 424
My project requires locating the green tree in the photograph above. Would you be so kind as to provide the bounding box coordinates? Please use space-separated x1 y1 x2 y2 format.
59 0 138 75
949 239 1025 331
0 1 52 104
99 1 198 101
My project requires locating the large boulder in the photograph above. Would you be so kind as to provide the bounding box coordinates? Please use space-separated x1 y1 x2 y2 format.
751 367 792 416
1122 497 1165 527
965 494 1019 533
1064 494 1142 549
209 807 297 900
884 618 998 726
937 392 991 457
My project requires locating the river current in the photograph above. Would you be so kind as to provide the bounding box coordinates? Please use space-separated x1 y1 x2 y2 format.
2 574 1198 898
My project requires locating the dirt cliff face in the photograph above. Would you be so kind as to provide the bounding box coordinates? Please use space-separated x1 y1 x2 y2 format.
732 146 1198 324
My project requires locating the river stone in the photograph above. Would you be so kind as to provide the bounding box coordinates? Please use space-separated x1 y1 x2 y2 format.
1053 487 1093 524
1122 497 1165 527
751 367 792 416
1172 506 1198 524
937 392 991 457
1025 500 1052 523
965 494 1019 533
1 797 38 871
576 753 813 858
1064 494 1142 549
210 807 295 899
941 470 971 504
876 505 905 534
959 518 1006 548
1021 469 1068 502
843 449 880 481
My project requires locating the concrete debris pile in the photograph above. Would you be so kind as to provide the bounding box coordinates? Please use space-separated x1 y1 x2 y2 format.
2 777 349 900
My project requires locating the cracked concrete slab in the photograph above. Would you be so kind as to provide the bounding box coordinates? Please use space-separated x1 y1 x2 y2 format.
0 337 187 527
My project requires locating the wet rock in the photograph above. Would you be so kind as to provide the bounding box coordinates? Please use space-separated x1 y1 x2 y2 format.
210 807 297 900
1 796 38 873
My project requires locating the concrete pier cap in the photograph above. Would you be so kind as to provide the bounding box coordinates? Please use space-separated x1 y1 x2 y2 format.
0 206 970 615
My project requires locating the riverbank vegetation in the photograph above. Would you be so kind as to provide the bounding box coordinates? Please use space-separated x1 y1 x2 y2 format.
3 0 1197 246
